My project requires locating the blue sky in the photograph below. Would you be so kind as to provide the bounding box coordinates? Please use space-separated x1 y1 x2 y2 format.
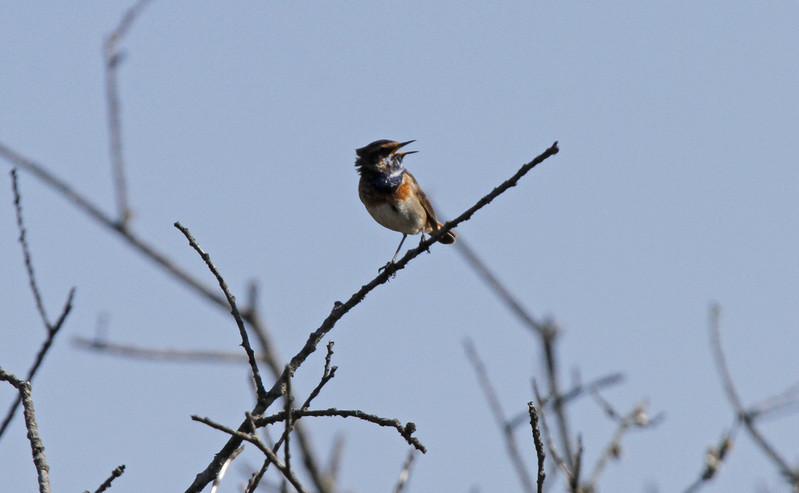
2 2 798 492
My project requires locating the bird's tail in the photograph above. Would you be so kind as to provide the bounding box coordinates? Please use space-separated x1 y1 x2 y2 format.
436 222 457 244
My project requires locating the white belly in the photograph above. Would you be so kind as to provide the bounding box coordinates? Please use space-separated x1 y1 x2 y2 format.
366 201 428 235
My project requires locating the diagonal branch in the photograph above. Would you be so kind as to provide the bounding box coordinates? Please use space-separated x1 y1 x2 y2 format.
193 415 309 493
454 236 546 335
90 464 126 493
393 449 417 493
0 141 228 311
174 222 267 402
184 141 559 492
0 289 75 439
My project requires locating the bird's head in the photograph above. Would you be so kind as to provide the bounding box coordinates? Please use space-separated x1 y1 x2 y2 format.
354 139 417 174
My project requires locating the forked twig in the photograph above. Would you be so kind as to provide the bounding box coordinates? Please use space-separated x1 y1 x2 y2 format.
708 304 799 485
1 170 76 439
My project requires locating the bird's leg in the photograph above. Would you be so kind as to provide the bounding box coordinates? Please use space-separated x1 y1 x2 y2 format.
418 233 432 254
391 234 408 263
379 234 407 275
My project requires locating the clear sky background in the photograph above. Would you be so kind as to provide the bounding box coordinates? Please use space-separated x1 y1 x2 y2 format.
2 2 798 492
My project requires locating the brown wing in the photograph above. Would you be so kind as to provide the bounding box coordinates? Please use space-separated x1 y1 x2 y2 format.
404 171 456 244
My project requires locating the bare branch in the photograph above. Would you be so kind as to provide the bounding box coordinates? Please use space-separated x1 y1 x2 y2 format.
192 415 309 493
509 373 625 430
393 449 417 493
254 408 426 453
174 222 267 402
210 447 243 493
533 379 574 483
586 398 662 488
301 341 337 411
708 304 799 484
104 0 152 226
326 434 345 485
748 381 799 422
88 464 126 493
10 168 49 325
464 338 535 493
0 288 74 440
683 432 734 493
245 347 338 493
570 435 583 493
243 282 330 493
0 368 50 493
528 402 546 493
1 171 76 439
185 142 559 492
0 141 228 309
283 367 294 471
455 236 545 335
73 337 254 363
539 319 576 470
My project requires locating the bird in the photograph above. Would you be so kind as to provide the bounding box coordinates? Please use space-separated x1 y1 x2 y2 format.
354 139 456 267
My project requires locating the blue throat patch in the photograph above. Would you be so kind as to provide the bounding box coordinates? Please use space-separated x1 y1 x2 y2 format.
368 168 405 193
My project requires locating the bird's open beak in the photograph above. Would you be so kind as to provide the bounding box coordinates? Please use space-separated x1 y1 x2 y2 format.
390 140 416 154
396 151 418 159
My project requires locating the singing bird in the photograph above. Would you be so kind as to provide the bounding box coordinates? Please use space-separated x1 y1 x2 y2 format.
355 139 456 265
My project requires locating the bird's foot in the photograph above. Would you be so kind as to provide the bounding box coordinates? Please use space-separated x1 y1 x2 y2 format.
378 261 397 278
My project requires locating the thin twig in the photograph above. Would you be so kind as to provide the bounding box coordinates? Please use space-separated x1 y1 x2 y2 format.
174 222 267 402
455 236 545 335
570 435 583 493
73 337 256 363
245 347 338 493
326 434 345 485
0 289 74 440
193 415 309 493
283 367 293 471
748 382 799 422
464 338 535 493
708 304 799 484
683 432 734 493
533 379 573 483
105 0 152 227
528 402 546 493
243 282 331 493
10 168 49 325
1 171 76 439
253 408 426 453
586 398 661 488
509 373 625 429
90 464 126 493
185 142 559 493
210 446 243 493
0 368 50 493
540 320 575 470
393 449 417 493
302 341 338 411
